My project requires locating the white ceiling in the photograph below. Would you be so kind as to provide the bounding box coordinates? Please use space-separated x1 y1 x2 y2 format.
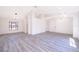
37 6 79 15
0 6 79 17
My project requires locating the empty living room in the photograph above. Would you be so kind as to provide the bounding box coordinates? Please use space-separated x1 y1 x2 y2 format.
0 6 79 52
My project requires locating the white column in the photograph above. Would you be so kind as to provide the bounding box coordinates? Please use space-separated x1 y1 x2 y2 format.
73 15 79 39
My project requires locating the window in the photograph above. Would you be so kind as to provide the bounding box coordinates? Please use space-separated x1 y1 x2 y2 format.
9 21 18 31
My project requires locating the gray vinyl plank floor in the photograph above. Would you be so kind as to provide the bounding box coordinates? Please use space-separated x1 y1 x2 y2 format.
0 32 79 52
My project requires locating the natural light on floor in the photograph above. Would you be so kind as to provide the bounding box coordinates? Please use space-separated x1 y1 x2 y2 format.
69 38 77 48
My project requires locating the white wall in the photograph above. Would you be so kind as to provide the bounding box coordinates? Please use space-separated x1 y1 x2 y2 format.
49 15 73 34
0 7 23 34
48 18 56 32
27 7 73 35
28 11 46 35
0 18 23 34
28 12 73 35
73 14 79 39
31 17 46 35
0 6 32 34
0 6 77 35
